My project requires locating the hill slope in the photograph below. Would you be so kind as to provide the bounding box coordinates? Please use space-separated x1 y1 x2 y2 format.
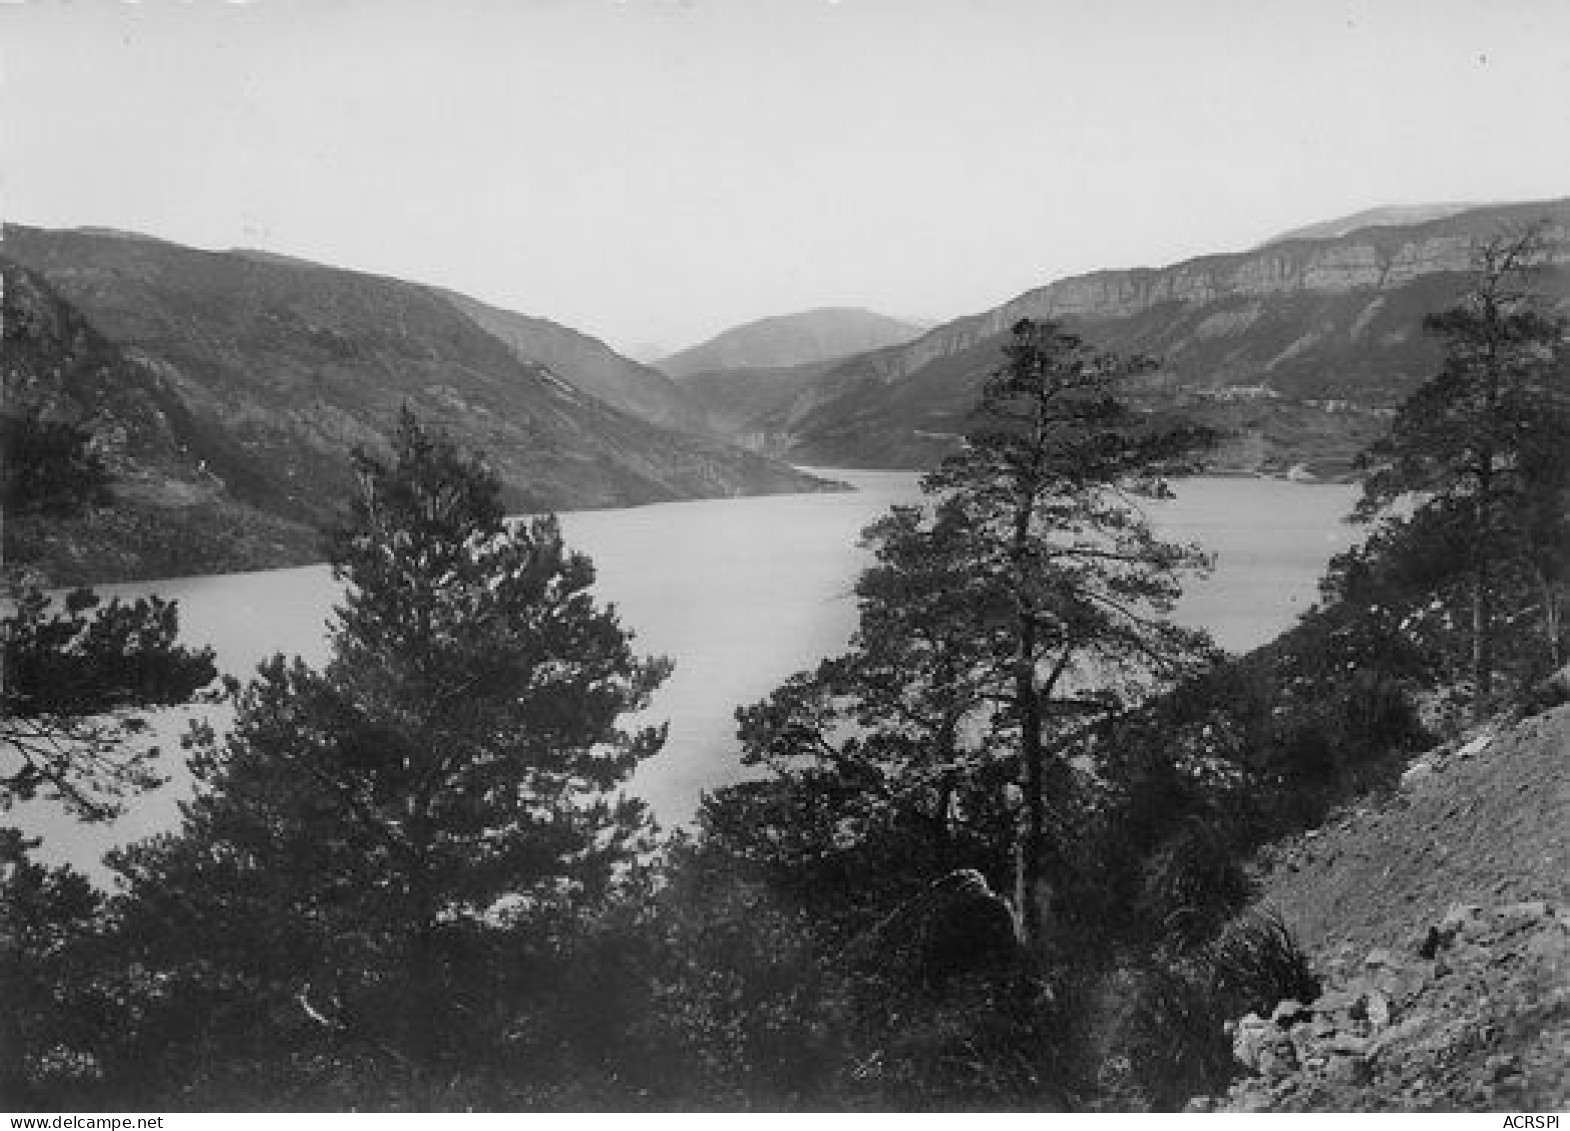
763 199 1570 472
2 263 327 583
1199 705 1570 1111
658 307 926 378
433 287 710 434
672 358 840 454
0 226 832 585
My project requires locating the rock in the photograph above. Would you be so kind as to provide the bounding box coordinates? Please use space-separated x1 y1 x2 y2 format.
1231 1013 1274 1071
1364 989 1393 1028
1363 947 1396 969
912 868 1021 985
1313 987 1364 1018
1371 1012 1432 1053
1325 1052 1374 1086
1485 1053 1521 1082
1455 733 1493 758
1400 760 1434 786
1526 925 1570 961
1257 1040 1300 1081
1273 999 1310 1026
1530 664 1570 709
1439 902 1486 942
1326 1033 1373 1057
1495 900 1552 926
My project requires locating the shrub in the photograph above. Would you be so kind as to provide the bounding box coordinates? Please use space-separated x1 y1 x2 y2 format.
1110 907 1318 1110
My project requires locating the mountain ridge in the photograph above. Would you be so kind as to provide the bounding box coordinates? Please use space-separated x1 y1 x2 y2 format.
0 224 835 586
731 198 1570 471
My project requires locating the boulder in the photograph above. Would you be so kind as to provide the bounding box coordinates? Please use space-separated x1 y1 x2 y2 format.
1273 999 1310 1026
913 869 1021 986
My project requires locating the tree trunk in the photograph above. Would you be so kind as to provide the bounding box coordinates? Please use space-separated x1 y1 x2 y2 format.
1014 612 1049 952
404 813 441 1070
1536 565 1564 671
932 778 953 872
1473 471 1495 719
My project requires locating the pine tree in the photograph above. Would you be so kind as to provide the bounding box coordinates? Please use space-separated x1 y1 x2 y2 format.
0 828 105 1106
719 320 1217 954
1355 228 1570 712
111 411 670 1088
1 443 213 1104
726 502 1010 882
921 319 1216 950
2 585 216 820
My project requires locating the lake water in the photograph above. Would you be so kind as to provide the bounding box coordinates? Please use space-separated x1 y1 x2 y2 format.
17 471 1361 879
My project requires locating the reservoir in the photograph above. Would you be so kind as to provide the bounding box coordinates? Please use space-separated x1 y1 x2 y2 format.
18 470 1361 878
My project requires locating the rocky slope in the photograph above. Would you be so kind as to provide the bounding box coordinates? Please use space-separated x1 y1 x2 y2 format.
755 199 1570 471
0 226 833 585
658 307 926 378
1207 899 1569 1111
1198 704 1570 1111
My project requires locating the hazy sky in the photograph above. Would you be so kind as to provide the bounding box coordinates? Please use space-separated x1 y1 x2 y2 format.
4 0 1569 356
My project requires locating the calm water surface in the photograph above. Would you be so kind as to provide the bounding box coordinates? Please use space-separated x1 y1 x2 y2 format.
20 471 1360 877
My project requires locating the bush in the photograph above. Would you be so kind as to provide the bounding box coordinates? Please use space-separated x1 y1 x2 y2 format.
1 410 111 518
1136 817 1254 949
1110 907 1318 1110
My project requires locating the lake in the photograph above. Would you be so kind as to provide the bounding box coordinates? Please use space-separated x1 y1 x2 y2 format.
17 471 1361 878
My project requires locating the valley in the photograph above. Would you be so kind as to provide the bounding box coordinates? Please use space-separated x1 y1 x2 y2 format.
5 192 1568 1114
9 200 1569 590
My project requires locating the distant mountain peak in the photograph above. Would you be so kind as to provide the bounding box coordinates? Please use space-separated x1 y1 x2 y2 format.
1260 203 1496 247
658 307 928 378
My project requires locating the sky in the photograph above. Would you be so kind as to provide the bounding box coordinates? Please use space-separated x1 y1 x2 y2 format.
3 0 1569 358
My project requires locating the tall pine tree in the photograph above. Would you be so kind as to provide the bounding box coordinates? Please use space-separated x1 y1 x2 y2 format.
110 411 670 1093
719 320 1216 955
922 319 1216 950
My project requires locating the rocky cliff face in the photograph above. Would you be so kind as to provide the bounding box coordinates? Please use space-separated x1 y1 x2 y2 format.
845 199 1570 389
769 198 1570 471
1 226 834 585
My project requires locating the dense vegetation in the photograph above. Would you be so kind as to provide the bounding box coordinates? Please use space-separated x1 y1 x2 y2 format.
3 236 1566 1111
